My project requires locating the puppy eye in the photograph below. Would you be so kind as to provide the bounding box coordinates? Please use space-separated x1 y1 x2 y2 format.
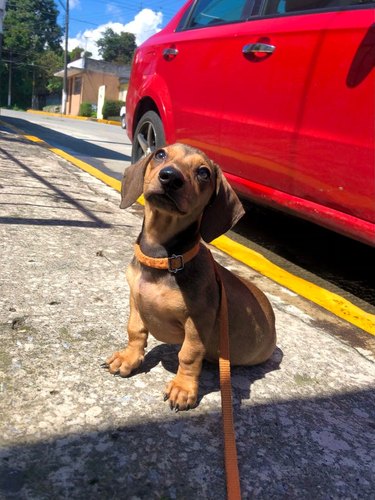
154 149 167 161
196 166 211 182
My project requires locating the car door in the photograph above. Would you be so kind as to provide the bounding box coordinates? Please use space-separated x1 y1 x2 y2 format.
151 0 252 163
287 7 375 226
218 5 331 195
218 0 375 229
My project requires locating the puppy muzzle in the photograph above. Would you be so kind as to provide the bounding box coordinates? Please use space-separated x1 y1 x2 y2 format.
159 166 184 191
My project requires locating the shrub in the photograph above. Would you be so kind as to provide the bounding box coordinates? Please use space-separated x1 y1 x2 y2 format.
43 105 61 113
79 102 93 117
102 99 122 119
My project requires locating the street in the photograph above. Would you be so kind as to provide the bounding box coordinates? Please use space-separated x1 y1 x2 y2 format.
0 108 131 179
0 109 373 339
1 0 374 495
0 122 374 499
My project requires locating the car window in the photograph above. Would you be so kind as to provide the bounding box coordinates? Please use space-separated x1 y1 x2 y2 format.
263 0 374 15
181 0 255 29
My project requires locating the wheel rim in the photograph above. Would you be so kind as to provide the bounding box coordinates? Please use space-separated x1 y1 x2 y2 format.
136 121 157 155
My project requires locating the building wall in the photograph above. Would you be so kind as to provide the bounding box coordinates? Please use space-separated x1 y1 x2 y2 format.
82 71 120 106
68 75 82 116
67 71 121 116
119 82 128 103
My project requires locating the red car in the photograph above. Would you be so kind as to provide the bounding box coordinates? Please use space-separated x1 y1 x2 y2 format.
126 0 375 246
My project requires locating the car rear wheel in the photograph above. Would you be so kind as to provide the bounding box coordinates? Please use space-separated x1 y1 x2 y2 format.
131 111 166 163
121 115 126 129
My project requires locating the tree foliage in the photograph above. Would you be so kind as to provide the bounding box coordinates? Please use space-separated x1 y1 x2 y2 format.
96 29 136 65
37 49 64 94
1 0 63 108
3 0 62 56
69 46 92 63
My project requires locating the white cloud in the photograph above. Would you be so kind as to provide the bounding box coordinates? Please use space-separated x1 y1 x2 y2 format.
70 0 81 9
67 8 163 59
123 8 163 45
106 3 123 19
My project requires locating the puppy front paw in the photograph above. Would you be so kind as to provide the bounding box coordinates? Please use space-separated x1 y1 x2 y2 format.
103 348 143 377
164 375 198 411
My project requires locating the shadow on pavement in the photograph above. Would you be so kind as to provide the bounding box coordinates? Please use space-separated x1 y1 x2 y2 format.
134 344 284 406
1 386 373 499
0 144 111 228
0 115 131 163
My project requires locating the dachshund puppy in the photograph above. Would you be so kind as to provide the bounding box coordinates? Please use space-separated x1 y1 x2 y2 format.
105 143 276 410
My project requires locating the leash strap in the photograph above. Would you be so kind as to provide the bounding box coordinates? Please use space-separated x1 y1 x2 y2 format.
135 242 241 497
212 256 242 500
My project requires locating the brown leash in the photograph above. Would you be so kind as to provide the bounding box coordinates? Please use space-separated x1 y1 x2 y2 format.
212 254 242 500
135 243 242 498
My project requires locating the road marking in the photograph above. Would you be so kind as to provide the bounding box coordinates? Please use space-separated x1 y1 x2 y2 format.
212 235 374 335
5 125 375 336
49 147 122 192
26 109 121 126
24 135 44 143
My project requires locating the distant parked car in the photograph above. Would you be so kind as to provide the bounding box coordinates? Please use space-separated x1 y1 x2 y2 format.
126 0 375 246
120 105 126 129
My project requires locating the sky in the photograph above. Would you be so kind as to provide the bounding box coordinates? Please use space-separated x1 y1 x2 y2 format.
56 0 186 59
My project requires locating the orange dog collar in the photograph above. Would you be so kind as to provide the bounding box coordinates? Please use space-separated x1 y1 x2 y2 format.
134 242 201 273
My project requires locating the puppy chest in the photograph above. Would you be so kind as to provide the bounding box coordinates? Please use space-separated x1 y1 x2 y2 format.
136 280 184 312
133 277 187 341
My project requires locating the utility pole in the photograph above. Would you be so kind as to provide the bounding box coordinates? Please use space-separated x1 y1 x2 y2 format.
31 63 36 109
62 0 69 115
7 49 11 107
0 0 6 111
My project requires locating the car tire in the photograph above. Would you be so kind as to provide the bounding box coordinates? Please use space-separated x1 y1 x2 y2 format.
131 110 166 163
121 115 126 129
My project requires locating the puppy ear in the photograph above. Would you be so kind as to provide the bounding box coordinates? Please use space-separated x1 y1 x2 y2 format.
120 153 153 209
200 165 245 242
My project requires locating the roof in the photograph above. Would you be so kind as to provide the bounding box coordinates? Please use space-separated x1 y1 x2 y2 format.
54 57 131 79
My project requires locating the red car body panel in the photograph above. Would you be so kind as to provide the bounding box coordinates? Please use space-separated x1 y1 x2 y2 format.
126 2 375 246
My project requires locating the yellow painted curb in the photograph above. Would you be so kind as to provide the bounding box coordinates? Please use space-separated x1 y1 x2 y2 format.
212 235 375 335
50 148 122 191
17 132 375 336
97 119 121 126
24 134 121 192
27 109 91 121
23 135 45 143
26 109 121 126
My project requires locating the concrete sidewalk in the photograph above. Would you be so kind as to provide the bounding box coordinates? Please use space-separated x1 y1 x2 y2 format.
0 127 374 499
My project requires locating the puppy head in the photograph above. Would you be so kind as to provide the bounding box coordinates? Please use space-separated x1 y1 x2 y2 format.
120 143 213 213
120 143 244 242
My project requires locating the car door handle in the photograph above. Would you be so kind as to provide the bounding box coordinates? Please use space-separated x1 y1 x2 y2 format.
163 47 179 59
242 43 275 54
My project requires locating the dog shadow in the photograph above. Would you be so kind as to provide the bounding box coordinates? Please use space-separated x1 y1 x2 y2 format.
135 344 283 407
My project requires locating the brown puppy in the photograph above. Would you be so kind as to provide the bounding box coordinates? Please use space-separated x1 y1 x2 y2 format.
105 143 276 410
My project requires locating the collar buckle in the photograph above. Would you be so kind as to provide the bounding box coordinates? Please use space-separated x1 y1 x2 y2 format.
168 254 184 273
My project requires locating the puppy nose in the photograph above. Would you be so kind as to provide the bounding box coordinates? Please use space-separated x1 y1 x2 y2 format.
158 166 184 190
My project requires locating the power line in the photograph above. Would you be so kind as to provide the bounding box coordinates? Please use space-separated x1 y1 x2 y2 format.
3 0 179 35
2 59 60 70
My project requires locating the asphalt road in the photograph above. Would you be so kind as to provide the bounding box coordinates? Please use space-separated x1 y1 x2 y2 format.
0 108 374 318
1 125 374 499
0 108 131 180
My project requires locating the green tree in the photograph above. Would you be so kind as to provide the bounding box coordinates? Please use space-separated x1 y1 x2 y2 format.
69 46 92 62
3 0 62 56
36 49 64 94
1 0 63 108
96 28 136 65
